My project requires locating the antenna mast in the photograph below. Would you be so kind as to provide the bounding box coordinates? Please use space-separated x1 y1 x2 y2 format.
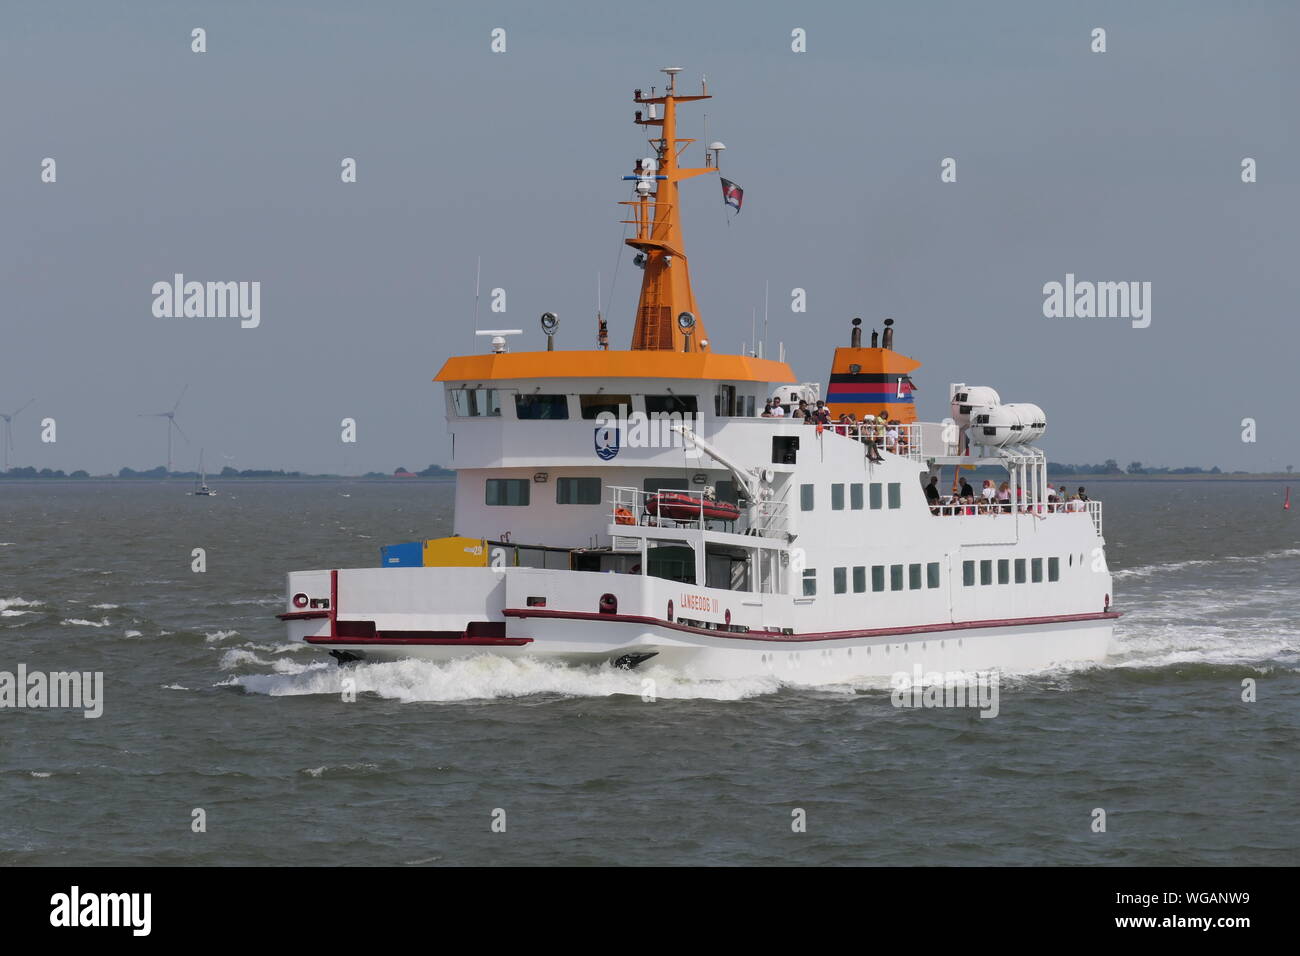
622 67 716 351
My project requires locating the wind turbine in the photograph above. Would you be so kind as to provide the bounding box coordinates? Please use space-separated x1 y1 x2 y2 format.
139 386 189 473
1 399 35 472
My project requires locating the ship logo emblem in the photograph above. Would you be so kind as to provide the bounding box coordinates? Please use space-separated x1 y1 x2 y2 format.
594 424 621 461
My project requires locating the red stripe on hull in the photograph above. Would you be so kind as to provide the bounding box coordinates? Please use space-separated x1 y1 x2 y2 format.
503 607 1121 642
305 635 533 647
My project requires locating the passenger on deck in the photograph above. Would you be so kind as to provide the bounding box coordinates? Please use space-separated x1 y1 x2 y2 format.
792 400 809 421
925 476 941 514
1077 487 1089 501
997 481 1011 512
770 401 785 418
959 476 974 498
862 415 885 462
885 420 900 452
1067 494 1086 512
761 399 775 417
981 479 996 507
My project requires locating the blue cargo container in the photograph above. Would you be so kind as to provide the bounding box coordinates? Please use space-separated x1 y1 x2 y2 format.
380 541 423 567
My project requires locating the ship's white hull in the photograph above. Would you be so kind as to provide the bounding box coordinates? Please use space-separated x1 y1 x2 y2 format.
286 606 1114 682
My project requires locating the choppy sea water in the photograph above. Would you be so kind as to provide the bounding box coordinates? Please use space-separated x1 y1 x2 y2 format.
1 479 1296 866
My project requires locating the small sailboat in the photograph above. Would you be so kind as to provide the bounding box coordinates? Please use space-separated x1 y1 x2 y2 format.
193 450 216 496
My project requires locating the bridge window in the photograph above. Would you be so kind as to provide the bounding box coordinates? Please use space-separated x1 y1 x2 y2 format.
1015 558 1027 583
909 563 922 590
963 560 976 586
831 484 845 510
1032 558 1044 583
980 560 993 586
833 567 847 594
872 565 885 592
450 387 501 417
890 564 904 591
485 478 530 506
645 394 698 416
1049 557 1060 582
579 394 631 419
887 482 902 509
998 559 1010 584
926 562 941 588
556 477 601 505
869 483 883 510
853 566 867 593
713 385 753 417
850 483 864 510
515 394 569 420
802 568 817 597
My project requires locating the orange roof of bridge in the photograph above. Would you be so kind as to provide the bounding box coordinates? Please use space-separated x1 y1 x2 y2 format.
435 350 796 384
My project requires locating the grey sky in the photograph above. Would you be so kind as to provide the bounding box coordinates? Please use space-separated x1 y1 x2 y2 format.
3 0 1296 474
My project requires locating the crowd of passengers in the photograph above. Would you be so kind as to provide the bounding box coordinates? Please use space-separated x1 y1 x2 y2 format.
761 398 903 462
923 476 1091 515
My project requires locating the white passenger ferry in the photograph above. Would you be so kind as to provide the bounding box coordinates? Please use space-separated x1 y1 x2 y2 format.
279 69 1117 680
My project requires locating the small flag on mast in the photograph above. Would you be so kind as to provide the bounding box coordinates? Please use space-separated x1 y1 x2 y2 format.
720 177 744 213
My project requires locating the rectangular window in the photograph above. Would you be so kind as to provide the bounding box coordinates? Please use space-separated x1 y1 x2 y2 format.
853 566 867 593
869 483 883 510
963 560 976 586
800 484 815 511
887 482 902 509
1015 558 1027 583
715 480 741 506
871 565 886 592
772 435 799 464
514 394 569 420
980 560 993 585
1048 557 1060 582
449 387 501 417
556 477 601 505
802 568 817 597
833 567 847 594
645 394 698 416
714 384 737 417
926 562 941 589
850 483 864 510
890 564 904 591
998 559 1010 584
578 394 631 420
831 484 845 510
909 563 922 590
486 478 530 506
1032 558 1044 583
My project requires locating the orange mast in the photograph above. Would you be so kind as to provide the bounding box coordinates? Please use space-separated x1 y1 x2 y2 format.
623 67 717 352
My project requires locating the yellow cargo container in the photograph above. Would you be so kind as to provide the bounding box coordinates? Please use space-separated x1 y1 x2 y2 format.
422 536 489 567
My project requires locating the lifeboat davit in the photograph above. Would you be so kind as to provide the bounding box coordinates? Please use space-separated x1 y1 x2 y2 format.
645 492 741 523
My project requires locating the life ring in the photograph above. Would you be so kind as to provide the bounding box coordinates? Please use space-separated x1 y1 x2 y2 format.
614 506 635 525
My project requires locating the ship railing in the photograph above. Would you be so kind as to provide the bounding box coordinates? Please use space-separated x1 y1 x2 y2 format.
930 497 1103 535
819 421 927 463
607 486 788 540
